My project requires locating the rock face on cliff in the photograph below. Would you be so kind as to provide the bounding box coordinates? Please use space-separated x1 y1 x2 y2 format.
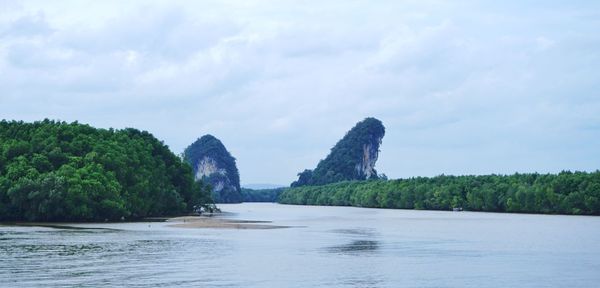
291 117 385 187
183 135 242 203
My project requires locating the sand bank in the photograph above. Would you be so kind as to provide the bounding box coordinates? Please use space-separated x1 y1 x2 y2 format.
167 216 289 229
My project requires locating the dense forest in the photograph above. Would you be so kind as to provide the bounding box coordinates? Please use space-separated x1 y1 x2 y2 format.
0 120 212 222
280 171 600 215
241 188 284 202
291 117 385 187
183 135 242 203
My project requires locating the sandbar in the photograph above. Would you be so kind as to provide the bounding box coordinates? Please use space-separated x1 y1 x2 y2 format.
167 216 289 229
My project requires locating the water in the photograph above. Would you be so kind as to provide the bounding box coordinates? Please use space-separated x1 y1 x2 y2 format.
2 203 600 287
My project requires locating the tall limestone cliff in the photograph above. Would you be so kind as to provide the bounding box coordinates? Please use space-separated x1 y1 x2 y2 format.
183 135 242 203
291 117 385 187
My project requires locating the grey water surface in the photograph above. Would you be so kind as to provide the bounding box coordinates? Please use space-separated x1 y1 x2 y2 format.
2 203 600 287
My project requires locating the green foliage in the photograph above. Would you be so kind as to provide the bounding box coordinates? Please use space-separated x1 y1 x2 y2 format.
0 119 212 221
183 135 242 203
291 117 385 187
241 188 284 202
280 171 600 215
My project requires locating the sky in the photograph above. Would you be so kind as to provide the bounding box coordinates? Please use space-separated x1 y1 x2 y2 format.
1 1 599 186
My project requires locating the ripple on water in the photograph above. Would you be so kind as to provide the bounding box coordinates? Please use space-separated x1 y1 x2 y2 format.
0 226 232 287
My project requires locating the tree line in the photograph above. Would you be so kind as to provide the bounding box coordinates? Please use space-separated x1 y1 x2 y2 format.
279 171 600 215
241 188 284 202
0 119 212 222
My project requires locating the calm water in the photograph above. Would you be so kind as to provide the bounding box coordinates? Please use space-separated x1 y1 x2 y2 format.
1 203 600 287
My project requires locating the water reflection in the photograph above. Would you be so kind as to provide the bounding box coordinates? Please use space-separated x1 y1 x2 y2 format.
330 228 377 237
326 228 380 255
326 240 380 255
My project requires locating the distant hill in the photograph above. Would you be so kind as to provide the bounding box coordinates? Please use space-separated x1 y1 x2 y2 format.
183 135 242 203
291 117 385 187
242 183 285 190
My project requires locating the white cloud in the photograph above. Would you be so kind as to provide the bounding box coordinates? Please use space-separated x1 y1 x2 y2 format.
0 1 599 185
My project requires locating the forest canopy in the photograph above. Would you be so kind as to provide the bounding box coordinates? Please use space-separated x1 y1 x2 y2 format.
0 119 212 222
280 171 600 215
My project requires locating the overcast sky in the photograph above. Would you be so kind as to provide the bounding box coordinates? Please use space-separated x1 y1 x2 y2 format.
1 1 599 186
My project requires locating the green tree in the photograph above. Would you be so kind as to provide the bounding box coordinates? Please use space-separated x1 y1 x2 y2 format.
0 120 213 221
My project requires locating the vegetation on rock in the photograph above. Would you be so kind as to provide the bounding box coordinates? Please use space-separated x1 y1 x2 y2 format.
183 135 242 203
291 117 385 187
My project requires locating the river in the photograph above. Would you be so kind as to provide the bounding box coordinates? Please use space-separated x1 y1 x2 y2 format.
2 203 600 287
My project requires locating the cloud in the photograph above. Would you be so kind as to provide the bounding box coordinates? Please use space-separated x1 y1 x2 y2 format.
1 12 52 38
0 1 599 185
